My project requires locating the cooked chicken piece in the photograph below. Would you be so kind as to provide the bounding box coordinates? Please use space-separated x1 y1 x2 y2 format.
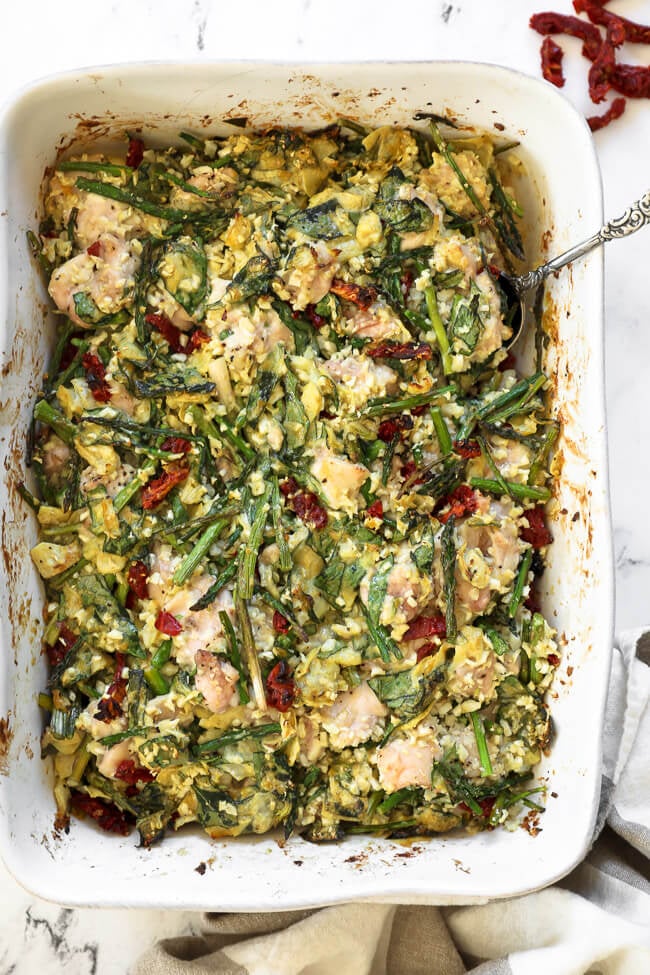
48 234 139 328
321 682 388 750
275 242 338 311
310 445 368 513
194 651 239 713
147 543 235 669
377 735 441 792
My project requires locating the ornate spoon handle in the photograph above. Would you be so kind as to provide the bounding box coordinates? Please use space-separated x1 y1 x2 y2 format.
511 190 650 295
599 191 650 241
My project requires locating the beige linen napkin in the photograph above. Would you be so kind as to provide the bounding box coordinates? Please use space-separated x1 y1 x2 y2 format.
133 906 464 975
133 632 650 975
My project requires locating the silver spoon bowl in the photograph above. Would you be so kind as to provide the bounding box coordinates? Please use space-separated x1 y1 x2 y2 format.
501 190 650 349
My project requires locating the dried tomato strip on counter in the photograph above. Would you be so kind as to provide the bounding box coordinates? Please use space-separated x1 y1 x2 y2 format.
588 95 627 128
82 352 112 403
70 791 133 835
574 0 650 45
531 3 650 131
530 11 602 59
541 36 566 88
610 65 650 99
141 465 189 509
588 22 624 103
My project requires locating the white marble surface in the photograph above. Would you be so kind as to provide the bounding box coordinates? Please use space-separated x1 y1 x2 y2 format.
1 0 650 970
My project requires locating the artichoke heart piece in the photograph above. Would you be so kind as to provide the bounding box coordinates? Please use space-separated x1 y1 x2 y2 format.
158 236 208 315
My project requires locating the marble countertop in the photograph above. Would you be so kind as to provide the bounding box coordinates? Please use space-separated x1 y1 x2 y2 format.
1 0 649 971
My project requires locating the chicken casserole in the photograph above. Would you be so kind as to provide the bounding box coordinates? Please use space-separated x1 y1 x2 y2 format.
26 119 558 845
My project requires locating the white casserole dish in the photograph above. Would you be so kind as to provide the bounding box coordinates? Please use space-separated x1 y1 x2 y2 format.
0 61 613 909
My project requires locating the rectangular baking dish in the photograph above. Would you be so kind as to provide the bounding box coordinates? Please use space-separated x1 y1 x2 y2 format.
0 61 613 909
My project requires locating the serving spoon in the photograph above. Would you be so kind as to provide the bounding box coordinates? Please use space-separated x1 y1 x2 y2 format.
501 189 650 349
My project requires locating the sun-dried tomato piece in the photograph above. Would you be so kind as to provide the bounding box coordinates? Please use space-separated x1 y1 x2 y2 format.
521 506 553 548
416 642 438 662
292 491 328 530
95 653 128 723
437 484 478 523
302 304 327 329
155 611 183 636
541 36 566 88
525 581 542 615
86 240 102 258
125 137 145 169
57 331 84 373
548 653 560 667
127 560 149 600
529 11 602 60
377 414 413 443
280 477 299 498
377 418 399 442
141 465 189 509
400 458 426 487
160 436 192 455
367 341 433 361
574 0 650 45
145 312 184 353
330 278 378 310
367 499 384 519
46 622 78 667
404 615 447 641
273 610 290 633
610 65 650 99
186 328 210 353
82 352 112 403
453 438 481 459
498 350 517 373
401 269 414 292
588 26 620 103
459 796 496 818
114 760 155 786
266 661 296 712
70 791 133 835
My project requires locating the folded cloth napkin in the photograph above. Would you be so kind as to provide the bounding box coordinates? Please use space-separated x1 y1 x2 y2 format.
133 632 650 975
